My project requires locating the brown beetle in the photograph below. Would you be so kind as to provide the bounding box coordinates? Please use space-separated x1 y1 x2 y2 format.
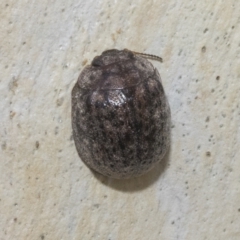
72 49 170 179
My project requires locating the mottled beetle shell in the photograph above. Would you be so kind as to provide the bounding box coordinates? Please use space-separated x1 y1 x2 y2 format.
72 49 170 179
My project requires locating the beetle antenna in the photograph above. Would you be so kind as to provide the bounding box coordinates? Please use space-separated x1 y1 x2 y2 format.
131 51 163 63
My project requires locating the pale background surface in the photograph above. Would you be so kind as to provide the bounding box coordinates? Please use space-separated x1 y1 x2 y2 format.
1 0 240 239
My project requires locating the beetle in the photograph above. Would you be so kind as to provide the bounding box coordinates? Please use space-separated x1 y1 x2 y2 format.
71 49 170 179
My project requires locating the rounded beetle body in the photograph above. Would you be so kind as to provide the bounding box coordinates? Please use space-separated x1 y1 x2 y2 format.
72 49 170 179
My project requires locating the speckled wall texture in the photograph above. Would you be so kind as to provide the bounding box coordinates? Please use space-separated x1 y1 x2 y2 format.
1 0 240 239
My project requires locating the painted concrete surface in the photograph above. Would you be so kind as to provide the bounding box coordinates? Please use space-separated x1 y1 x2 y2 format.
1 0 240 239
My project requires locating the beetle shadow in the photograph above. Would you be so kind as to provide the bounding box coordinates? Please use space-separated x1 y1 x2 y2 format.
91 146 171 192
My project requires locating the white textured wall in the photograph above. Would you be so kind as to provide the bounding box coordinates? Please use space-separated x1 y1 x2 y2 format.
1 0 240 239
